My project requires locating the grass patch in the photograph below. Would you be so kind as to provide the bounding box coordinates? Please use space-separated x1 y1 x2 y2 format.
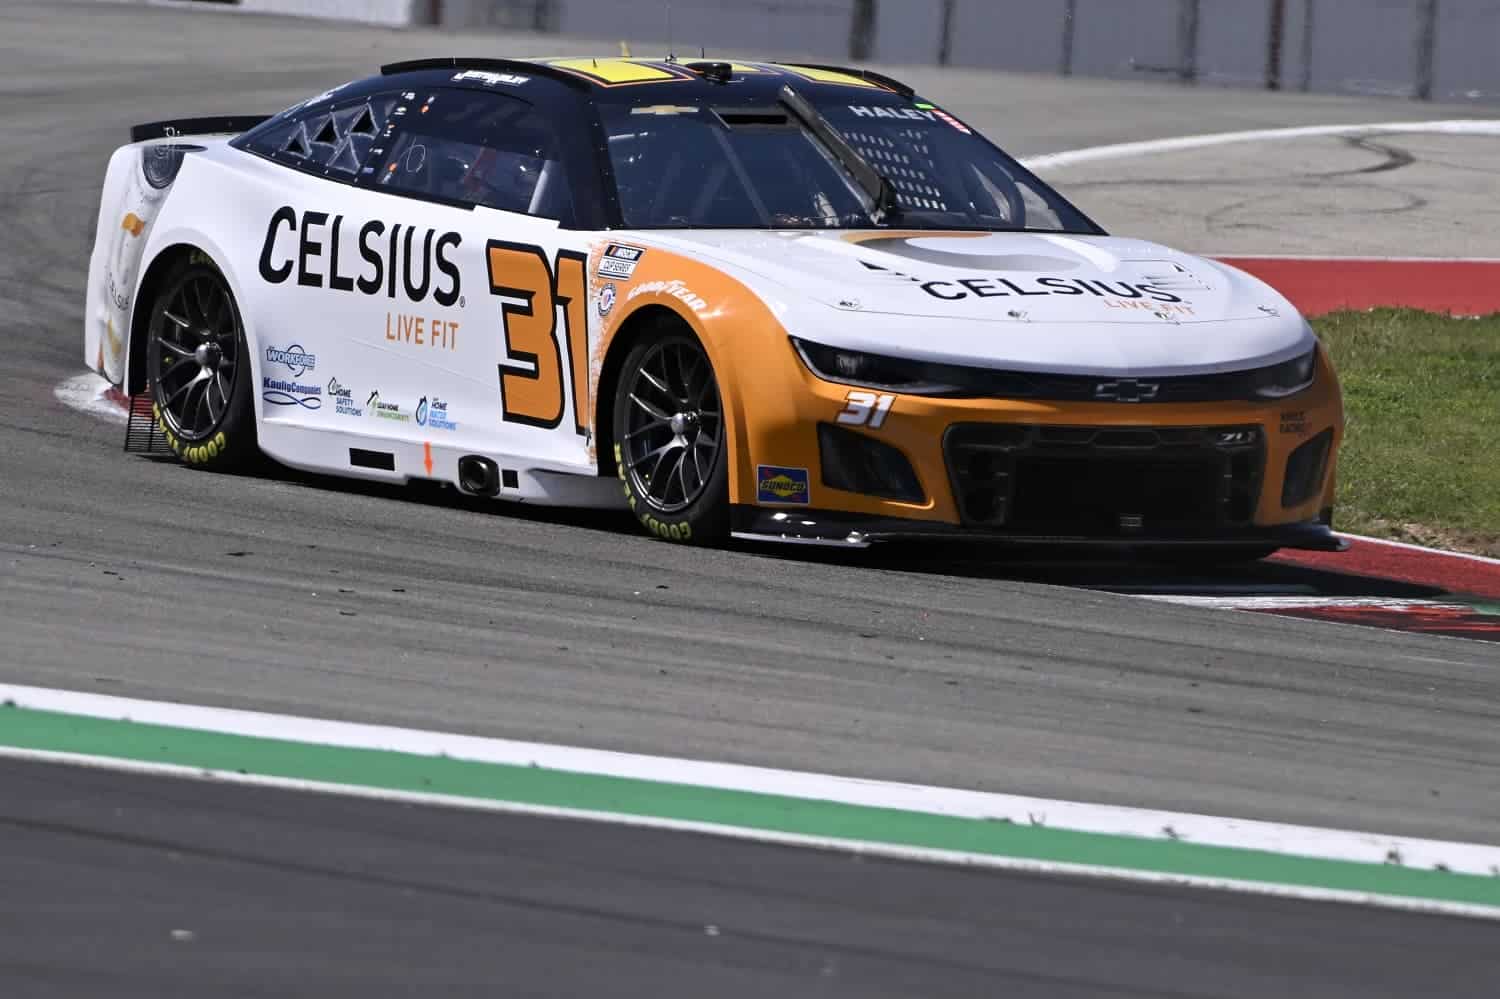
1312 309 1500 557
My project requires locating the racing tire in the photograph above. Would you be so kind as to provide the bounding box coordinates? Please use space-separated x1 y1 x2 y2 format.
145 256 257 470
613 330 729 544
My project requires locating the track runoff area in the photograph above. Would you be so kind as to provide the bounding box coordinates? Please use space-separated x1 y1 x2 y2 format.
36 91 1500 939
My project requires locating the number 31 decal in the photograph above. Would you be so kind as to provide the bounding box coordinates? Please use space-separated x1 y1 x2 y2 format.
488 240 590 435
837 390 894 429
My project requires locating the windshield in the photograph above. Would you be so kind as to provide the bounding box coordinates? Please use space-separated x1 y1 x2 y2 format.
599 95 1098 233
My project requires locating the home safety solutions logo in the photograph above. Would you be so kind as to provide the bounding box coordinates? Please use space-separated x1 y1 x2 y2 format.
328 377 361 416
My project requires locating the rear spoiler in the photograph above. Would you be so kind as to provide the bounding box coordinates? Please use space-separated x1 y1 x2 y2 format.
130 115 272 143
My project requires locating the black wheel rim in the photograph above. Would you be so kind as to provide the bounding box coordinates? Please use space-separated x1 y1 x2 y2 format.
621 339 722 514
150 271 239 442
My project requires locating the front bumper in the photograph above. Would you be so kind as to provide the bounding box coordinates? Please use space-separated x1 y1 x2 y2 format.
726 342 1345 544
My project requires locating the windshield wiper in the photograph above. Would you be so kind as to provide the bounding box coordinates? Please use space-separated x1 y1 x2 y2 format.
777 84 900 224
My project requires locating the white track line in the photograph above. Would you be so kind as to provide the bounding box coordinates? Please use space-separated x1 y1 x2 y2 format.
5 683 1499 876
1336 534 1500 569
5 745 1496 923
1020 118 1500 172
1141 595 1475 610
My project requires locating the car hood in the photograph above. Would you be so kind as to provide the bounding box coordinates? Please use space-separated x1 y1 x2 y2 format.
631 229 1311 376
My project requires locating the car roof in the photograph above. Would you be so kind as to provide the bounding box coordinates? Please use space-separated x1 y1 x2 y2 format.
377 56 917 104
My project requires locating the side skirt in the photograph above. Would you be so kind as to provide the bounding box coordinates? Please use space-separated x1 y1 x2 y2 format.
256 421 624 509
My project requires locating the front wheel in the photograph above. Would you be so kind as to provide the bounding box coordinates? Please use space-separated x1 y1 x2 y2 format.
146 257 256 468
613 331 729 543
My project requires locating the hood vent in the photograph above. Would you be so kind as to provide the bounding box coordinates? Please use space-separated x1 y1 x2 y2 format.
1130 260 1213 293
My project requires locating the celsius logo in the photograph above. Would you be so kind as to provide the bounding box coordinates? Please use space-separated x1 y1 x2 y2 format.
258 206 462 307
266 344 316 377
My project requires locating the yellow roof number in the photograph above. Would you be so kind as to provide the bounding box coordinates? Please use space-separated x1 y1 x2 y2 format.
779 65 884 89
548 59 681 85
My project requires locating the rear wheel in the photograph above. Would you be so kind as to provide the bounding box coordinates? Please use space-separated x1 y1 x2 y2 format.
146 258 256 468
613 331 729 543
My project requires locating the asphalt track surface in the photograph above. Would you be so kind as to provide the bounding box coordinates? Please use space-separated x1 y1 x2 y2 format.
6 756 1498 999
3 2 1500 993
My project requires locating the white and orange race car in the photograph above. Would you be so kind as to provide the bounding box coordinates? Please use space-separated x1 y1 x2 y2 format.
85 56 1344 559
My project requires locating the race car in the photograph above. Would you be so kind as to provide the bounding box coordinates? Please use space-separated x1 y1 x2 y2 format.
84 56 1344 557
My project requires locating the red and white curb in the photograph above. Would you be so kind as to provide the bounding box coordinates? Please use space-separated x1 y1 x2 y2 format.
55 372 129 425
1277 537 1500 601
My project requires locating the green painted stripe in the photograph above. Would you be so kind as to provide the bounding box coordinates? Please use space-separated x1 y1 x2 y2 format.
4 704 1498 908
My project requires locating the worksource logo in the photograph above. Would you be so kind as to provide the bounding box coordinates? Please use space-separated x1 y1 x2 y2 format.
265 343 316 377
757 465 810 505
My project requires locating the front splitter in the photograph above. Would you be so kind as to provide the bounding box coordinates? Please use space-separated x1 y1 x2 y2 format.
730 506 1348 553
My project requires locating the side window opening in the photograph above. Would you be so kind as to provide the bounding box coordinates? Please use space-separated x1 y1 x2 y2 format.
367 89 574 223
239 93 399 180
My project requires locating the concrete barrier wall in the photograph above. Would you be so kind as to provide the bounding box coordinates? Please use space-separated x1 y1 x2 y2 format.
129 0 1500 104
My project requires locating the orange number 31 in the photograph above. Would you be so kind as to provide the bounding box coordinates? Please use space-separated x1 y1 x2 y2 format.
487 241 590 435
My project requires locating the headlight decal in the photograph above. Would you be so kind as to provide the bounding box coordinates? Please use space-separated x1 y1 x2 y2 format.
793 337 1320 403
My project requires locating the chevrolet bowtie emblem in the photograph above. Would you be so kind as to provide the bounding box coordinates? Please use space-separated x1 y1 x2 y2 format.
1094 379 1160 403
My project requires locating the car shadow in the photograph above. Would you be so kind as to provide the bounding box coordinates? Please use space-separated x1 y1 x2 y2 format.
163 454 1447 603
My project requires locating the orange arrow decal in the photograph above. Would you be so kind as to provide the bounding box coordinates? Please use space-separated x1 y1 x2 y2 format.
423 441 433 477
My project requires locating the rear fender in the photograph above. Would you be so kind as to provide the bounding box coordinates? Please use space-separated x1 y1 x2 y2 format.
84 118 266 385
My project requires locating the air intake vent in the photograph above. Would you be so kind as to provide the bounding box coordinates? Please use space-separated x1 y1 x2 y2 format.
1129 260 1212 293
312 117 337 145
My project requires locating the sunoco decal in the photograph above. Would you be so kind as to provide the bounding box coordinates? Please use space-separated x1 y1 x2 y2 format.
757 465 810 505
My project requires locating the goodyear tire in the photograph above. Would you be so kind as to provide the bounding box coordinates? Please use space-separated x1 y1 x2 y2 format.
613 331 729 543
145 256 256 469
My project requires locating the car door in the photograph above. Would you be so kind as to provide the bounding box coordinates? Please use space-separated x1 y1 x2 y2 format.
348 84 597 472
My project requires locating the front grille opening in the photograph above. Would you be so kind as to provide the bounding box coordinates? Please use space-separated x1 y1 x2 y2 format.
1228 452 1258 521
1012 458 1220 532
945 423 1264 534
818 423 925 503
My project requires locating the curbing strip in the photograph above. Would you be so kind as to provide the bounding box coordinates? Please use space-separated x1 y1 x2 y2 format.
1 695 1499 919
